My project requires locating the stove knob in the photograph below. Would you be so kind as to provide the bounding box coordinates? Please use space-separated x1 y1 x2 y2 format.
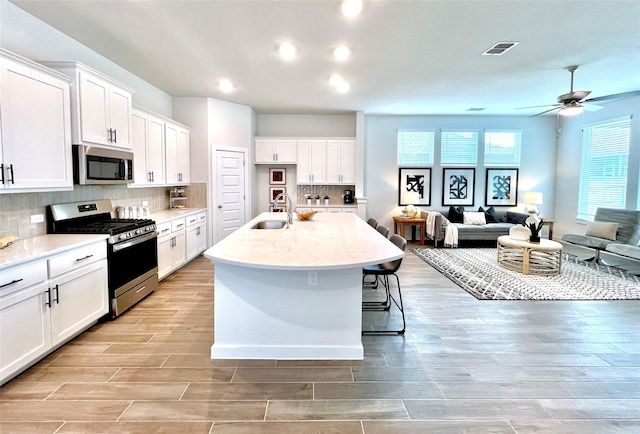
135 229 143 235
119 234 127 240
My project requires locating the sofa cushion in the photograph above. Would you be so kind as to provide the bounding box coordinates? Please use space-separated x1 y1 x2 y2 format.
478 206 500 223
585 221 618 241
448 206 465 223
506 211 529 225
463 212 486 225
605 244 640 260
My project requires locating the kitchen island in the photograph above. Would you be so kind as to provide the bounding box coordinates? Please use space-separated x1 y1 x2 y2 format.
204 212 404 360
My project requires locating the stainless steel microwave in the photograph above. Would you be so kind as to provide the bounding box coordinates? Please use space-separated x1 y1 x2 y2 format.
73 145 134 185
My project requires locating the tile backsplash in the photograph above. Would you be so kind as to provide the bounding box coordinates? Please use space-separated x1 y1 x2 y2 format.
0 182 207 239
296 185 355 206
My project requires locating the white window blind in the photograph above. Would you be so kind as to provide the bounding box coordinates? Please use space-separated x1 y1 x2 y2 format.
484 130 522 166
578 117 631 220
397 130 434 165
441 130 478 165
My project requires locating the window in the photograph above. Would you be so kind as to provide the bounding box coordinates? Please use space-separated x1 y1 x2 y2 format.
484 130 521 166
397 130 434 165
578 117 631 220
441 130 478 165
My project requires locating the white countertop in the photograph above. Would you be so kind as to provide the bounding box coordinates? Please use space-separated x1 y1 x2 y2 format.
204 212 403 270
0 234 109 270
151 208 207 224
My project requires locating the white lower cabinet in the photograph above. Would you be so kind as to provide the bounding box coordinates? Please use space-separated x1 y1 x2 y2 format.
320 207 357 214
186 211 207 262
0 240 108 385
157 218 187 280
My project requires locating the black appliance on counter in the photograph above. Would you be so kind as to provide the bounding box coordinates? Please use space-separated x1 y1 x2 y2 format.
47 199 158 318
343 189 354 204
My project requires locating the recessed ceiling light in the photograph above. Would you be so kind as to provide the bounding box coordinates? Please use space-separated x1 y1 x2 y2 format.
341 0 363 17
337 81 350 93
278 43 297 60
329 74 344 87
219 79 234 93
333 45 351 62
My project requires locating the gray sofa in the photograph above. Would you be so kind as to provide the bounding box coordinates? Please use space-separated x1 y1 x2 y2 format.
423 207 530 246
562 207 640 263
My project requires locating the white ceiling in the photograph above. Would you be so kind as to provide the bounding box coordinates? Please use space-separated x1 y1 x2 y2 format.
10 0 640 116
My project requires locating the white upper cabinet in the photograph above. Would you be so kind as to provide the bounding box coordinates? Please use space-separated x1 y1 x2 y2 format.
297 140 326 184
130 108 165 186
255 138 296 164
0 49 73 193
41 61 134 149
326 139 355 184
165 122 190 185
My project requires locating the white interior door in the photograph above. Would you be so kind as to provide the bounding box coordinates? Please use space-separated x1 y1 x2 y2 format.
215 150 246 242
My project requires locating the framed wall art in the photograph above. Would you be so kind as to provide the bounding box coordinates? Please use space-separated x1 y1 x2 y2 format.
269 168 286 185
485 168 519 206
269 187 286 204
398 168 431 206
442 168 475 207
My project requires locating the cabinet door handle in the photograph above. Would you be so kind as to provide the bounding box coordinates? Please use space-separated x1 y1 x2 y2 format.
148 171 152 182
76 254 94 262
135 285 146 294
45 288 52 308
113 129 117 143
176 223 184 228
196 227 200 236
8 164 14 184
107 128 112 142
151 171 154 182
161 228 170 233
0 164 4 184
53 284 60 304
0 278 23 289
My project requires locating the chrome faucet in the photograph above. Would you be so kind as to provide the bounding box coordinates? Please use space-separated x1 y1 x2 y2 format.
273 193 293 228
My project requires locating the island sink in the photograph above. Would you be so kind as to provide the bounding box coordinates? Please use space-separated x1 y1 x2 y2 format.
251 221 286 230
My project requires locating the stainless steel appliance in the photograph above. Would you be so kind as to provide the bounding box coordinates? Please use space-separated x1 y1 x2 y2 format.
73 145 133 185
47 199 158 317
343 189 354 204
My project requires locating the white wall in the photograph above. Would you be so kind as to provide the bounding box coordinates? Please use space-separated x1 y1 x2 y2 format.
554 95 640 238
364 115 558 232
256 114 356 137
0 1 172 116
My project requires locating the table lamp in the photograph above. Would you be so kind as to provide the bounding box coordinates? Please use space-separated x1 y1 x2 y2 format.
403 191 420 218
523 191 543 215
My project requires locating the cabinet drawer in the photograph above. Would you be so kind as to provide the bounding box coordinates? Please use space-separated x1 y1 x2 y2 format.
171 218 186 232
0 261 48 297
186 214 199 228
48 242 107 279
157 222 172 237
197 212 207 224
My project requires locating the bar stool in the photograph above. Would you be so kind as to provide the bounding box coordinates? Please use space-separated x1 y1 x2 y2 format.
367 218 378 228
376 225 390 238
362 234 407 335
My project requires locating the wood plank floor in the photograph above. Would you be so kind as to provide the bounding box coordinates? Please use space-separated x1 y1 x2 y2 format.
1 244 639 433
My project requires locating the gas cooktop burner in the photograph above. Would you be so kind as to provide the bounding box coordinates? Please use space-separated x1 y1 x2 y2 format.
64 219 156 235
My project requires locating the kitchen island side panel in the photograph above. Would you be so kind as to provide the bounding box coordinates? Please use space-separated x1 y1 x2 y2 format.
211 263 363 360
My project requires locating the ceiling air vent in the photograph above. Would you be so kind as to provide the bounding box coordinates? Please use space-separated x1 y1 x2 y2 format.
482 42 519 56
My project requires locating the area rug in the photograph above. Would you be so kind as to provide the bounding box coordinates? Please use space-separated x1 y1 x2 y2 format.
412 248 640 300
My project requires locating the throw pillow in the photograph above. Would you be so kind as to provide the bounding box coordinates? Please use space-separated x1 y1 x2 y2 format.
478 206 500 223
448 206 465 223
463 211 487 225
506 211 529 225
585 221 618 241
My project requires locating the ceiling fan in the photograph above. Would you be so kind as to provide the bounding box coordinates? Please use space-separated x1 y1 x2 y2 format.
517 66 640 117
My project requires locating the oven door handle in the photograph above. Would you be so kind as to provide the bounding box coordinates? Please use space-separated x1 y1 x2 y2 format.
112 231 158 252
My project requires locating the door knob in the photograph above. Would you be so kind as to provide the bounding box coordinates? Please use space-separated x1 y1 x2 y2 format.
218 205 223 208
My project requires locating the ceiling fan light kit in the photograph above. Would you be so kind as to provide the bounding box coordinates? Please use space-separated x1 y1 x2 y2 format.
559 102 584 117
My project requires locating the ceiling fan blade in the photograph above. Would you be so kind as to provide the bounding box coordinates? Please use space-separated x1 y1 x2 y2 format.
558 90 591 103
515 103 562 110
583 90 640 103
531 106 561 117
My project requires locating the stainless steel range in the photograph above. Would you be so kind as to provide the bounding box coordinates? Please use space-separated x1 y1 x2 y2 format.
47 199 158 318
